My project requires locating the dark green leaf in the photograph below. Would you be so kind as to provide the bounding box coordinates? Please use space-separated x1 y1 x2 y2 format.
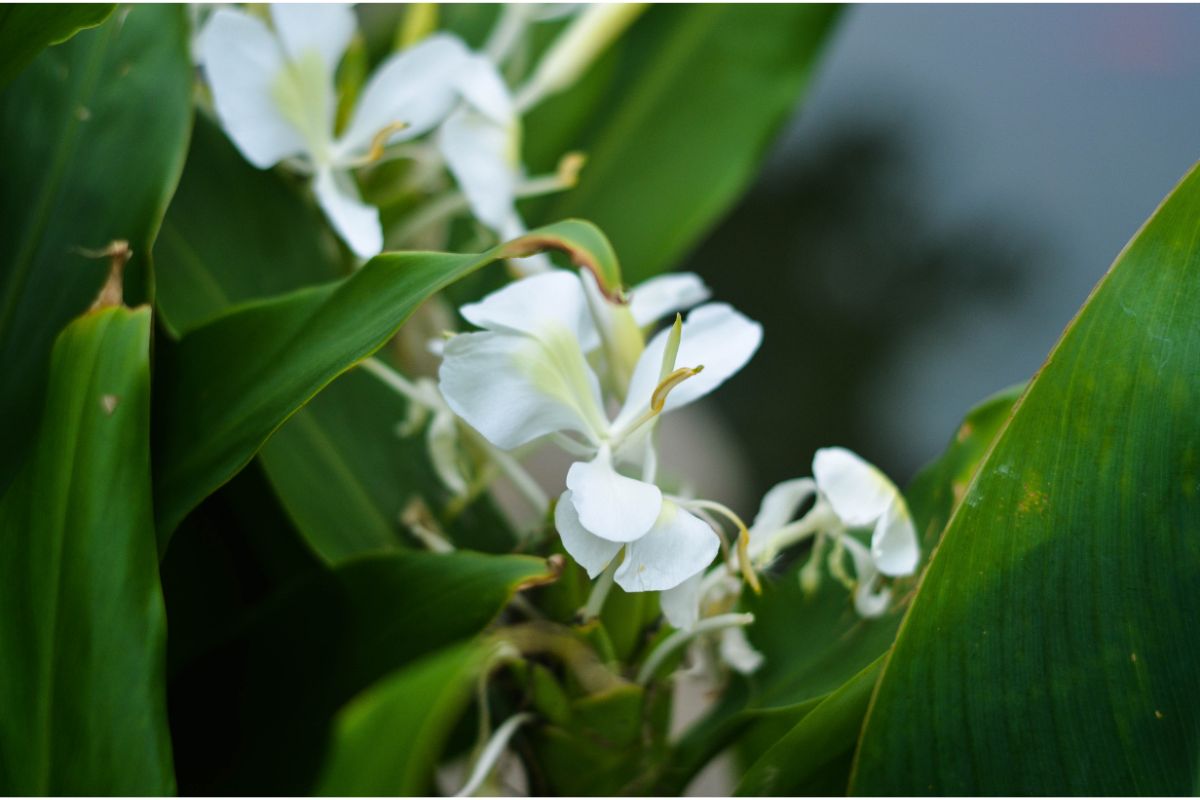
0 3 113 87
537 5 839 282
316 642 489 796
853 163 1200 794
168 549 551 794
0 5 192 490
0 304 173 794
152 219 621 544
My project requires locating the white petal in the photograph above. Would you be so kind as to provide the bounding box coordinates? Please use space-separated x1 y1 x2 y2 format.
812 447 898 528
338 33 471 157
439 106 520 233
749 478 817 540
427 410 468 496
454 53 516 124
199 9 307 168
628 273 711 328
659 570 704 630
614 501 720 592
312 168 382 258
566 450 661 543
459 270 598 350
270 4 356 81
613 302 762 430
843 537 892 618
554 491 622 578
439 330 606 450
720 626 765 675
871 497 920 577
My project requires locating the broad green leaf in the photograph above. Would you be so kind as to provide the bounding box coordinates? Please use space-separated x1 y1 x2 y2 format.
853 163 1200 794
537 5 839 282
316 642 490 796
0 5 192 490
152 219 621 543
0 303 173 794
168 549 551 794
0 4 113 87
736 658 882 796
155 116 345 336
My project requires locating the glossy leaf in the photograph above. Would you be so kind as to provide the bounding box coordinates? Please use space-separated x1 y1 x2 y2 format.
737 658 882 796
853 163 1200 794
0 5 192 490
537 5 839 282
152 219 621 543
0 4 114 87
154 115 345 336
0 304 173 794
169 549 551 794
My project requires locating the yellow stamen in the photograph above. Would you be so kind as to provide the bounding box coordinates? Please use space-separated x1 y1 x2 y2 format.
651 365 702 412
362 120 410 165
556 151 587 187
687 499 761 595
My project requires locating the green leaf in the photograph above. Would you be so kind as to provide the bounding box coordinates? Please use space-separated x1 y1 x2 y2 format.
0 304 174 794
537 5 839 282
0 4 114 87
154 115 345 336
0 5 192 490
152 219 620 544
168 549 551 794
736 658 882 796
852 163 1200 794
316 642 489 796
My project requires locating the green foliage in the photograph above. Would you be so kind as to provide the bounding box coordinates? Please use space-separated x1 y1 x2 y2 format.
0 303 173 794
537 5 840 282
0 4 113 87
0 4 192 491
852 164 1200 794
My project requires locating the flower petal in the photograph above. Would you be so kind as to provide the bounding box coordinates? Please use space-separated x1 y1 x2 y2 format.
659 570 704 630
613 302 762 430
337 33 471 157
628 273 711 328
199 9 307 168
439 106 519 233
749 478 817 540
554 490 622 578
454 53 516 124
439 329 607 450
427 410 468 497
871 497 920 577
614 501 720 592
312 168 382 258
720 625 765 675
843 537 892 618
812 446 898 529
458 270 599 350
566 450 662 543
269 3 356 82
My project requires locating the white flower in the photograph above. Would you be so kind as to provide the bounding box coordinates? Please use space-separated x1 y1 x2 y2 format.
437 269 762 591
199 4 475 257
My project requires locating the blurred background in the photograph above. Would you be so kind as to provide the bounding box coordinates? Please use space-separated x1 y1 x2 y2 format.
670 3 1200 505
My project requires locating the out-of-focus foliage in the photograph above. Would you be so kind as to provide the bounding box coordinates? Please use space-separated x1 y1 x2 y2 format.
0 3 113 87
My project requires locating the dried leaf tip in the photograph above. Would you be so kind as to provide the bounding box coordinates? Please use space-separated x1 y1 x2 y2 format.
85 240 132 311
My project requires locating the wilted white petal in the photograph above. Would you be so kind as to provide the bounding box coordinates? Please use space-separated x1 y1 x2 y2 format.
613 302 762 430
439 106 519 233
812 447 897 528
338 33 471 156
614 501 720 592
843 537 892 618
554 491 622 577
199 9 308 168
439 330 606 450
312 168 382 258
871 497 919 577
749 478 817 542
427 410 468 496
459 270 598 349
720 625 765 675
269 4 356 82
566 450 661 543
628 273 711 328
660 570 704 630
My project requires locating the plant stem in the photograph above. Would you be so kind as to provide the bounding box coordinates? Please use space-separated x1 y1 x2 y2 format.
580 557 619 621
636 612 755 685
